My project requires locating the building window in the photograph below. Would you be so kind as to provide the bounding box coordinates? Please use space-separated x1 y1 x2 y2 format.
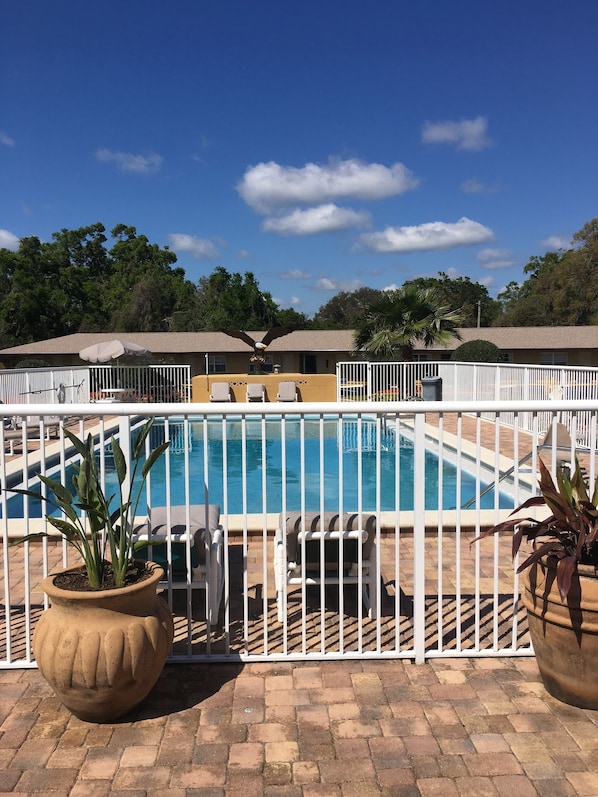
208 355 226 374
539 352 568 366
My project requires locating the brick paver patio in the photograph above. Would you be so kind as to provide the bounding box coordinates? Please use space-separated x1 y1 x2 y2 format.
2 656 598 796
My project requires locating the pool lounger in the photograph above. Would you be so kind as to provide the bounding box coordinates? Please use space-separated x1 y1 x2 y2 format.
3 416 61 455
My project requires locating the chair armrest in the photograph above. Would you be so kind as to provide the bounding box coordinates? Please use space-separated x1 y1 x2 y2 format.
297 529 368 542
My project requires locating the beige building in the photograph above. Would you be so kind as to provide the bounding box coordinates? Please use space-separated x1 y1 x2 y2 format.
0 330 354 375
0 326 597 373
417 326 598 367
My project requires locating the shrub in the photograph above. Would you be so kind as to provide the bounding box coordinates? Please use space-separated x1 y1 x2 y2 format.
450 339 504 363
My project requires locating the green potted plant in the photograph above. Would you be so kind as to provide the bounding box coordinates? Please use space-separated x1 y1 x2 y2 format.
477 455 598 708
11 418 174 722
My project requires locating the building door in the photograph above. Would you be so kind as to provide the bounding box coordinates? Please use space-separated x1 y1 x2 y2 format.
302 354 317 374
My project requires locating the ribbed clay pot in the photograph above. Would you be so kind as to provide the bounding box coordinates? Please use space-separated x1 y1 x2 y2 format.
523 556 598 709
33 561 174 722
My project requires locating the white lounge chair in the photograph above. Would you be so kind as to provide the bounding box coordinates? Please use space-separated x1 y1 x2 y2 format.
274 511 379 622
246 383 266 401
210 382 232 402
276 381 298 402
3 416 61 455
134 504 224 626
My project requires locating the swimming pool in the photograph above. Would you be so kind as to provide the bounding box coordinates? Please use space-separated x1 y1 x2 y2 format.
143 416 512 514
5 416 513 518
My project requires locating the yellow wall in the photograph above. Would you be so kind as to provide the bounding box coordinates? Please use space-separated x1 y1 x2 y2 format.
191 373 337 403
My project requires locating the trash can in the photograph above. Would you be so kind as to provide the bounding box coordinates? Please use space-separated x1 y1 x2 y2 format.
421 376 442 401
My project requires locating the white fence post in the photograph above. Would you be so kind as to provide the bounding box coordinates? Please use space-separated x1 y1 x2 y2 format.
412 411 427 664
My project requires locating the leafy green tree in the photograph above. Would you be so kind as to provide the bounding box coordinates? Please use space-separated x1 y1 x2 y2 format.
354 286 463 360
190 267 281 330
51 224 113 331
551 220 598 325
450 340 504 363
494 252 568 326
103 224 181 330
0 236 68 343
276 307 311 329
494 221 598 326
495 281 524 316
313 287 384 329
403 272 500 327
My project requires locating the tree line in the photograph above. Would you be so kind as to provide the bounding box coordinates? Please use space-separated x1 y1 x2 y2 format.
0 218 596 349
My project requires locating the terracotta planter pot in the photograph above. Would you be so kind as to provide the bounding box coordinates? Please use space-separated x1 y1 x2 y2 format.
523 556 598 709
33 561 174 722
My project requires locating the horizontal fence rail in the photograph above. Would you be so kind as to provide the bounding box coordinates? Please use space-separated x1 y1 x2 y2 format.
1 399 597 668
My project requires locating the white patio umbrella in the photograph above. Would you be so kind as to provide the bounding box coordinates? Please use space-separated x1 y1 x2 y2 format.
78 339 151 364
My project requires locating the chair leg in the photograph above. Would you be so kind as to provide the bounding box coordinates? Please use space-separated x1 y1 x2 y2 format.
366 574 378 619
366 542 378 619
274 531 284 623
207 532 224 627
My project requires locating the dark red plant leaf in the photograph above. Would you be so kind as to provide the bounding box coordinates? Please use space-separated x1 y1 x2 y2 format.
557 555 577 601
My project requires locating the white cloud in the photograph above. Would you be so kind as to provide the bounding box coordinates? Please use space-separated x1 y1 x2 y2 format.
237 158 419 213
541 234 571 251
0 131 15 146
359 217 495 254
168 233 219 259
236 248 249 258
0 229 20 251
290 295 302 306
262 204 370 236
461 177 500 194
422 116 492 151
95 148 163 174
461 178 485 193
281 269 312 280
315 277 363 292
477 247 516 270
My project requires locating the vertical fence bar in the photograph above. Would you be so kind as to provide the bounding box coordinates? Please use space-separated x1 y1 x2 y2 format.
412 411 426 663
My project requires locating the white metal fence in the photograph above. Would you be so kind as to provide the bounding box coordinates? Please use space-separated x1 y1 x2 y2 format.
0 365 90 406
88 364 191 402
0 364 191 409
2 398 596 668
338 361 598 448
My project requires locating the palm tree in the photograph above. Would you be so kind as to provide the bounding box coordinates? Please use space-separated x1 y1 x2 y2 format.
353 286 463 360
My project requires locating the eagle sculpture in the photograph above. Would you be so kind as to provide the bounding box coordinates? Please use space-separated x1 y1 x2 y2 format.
220 327 294 369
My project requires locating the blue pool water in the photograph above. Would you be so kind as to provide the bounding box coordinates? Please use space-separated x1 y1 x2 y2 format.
5 417 513 517
144 417 512 513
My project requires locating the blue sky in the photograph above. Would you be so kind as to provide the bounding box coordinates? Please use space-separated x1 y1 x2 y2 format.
1 1 597 318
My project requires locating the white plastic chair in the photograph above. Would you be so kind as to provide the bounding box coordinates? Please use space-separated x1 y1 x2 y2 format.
276 381 298 401
210 382 232 402
246 383 266 401
134 504 224 626
274 511 378 622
